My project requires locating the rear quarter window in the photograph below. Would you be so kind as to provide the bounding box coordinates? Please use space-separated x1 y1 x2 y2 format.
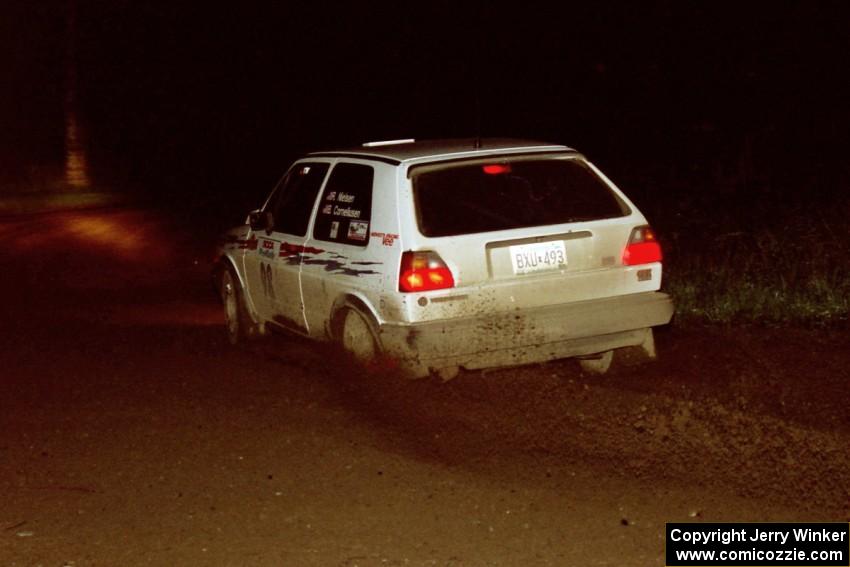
412 157 629 237
312 163 374 247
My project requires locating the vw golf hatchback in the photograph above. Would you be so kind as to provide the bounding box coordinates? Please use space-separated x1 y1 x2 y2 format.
215 138 674 379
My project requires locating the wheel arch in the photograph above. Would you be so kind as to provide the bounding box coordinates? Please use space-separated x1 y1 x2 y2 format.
213 254 245 289
214 254 262 325
328 293 381 342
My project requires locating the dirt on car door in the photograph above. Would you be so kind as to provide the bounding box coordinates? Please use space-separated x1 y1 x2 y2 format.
263 162 331 332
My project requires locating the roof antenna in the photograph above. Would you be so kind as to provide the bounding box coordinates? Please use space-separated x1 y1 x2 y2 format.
473 72 481 150
474 92 482 149
472 6 483 150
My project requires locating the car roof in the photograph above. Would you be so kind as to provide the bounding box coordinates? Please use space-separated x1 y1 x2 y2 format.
305 138 576 166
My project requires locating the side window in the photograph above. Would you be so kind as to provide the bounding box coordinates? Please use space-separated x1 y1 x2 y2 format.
268 162 329 236
312 163 374 247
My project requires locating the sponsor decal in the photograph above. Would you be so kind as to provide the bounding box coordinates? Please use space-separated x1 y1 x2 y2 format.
332 205 360 218
370 231 399 246
259 239 276 258
278 242 325 257
329 221 340 239
235 236 258 250
257 238 275 259
301 257 382 277
347 221 369 241
221 234 257 250
259 262 275 298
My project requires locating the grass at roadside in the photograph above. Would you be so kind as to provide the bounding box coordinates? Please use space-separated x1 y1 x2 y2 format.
656 194 850 326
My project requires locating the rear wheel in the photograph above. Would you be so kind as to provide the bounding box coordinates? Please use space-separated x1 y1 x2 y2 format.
340 306 379 363
432 366 460 382
578 350 614 375
638 327 657 359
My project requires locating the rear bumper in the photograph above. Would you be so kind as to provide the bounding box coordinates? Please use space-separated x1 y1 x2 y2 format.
379 291 674 377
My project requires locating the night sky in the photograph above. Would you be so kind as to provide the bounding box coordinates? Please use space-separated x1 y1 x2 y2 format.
5 1 850 214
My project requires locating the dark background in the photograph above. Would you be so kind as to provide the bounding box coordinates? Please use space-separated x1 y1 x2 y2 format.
4 1 850 221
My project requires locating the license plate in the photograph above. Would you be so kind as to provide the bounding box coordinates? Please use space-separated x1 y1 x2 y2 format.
509 241 567 274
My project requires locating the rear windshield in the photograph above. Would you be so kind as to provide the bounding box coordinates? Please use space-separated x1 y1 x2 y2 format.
412 157 629 237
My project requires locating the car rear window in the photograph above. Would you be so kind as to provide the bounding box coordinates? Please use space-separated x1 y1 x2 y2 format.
412 157 629 237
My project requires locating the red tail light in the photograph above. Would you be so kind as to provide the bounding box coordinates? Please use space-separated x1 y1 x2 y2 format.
622 225 663 265
482 164 511 175
399 251 455 292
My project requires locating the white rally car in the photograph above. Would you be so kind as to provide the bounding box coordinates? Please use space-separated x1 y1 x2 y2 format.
214 138 674 379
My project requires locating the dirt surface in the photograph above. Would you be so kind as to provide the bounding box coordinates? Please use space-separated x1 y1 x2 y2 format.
1 208 848 566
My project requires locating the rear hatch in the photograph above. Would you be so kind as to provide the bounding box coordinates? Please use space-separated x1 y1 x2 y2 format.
403 154 661 320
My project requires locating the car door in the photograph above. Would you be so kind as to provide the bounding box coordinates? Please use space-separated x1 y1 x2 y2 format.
242 189 280 323
300 161 382 337
247 161 330 331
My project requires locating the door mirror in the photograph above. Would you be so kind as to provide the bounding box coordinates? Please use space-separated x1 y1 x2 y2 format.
249 210 274 234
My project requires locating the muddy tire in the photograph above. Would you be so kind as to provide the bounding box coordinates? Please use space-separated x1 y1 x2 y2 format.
639 327 657 359
220 268 255 345
614 328 658 367
432 366 460 382
578 350 614 375
340 306 380 363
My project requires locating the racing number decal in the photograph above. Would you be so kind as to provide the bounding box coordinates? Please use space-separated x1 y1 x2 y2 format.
259 262 276 300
